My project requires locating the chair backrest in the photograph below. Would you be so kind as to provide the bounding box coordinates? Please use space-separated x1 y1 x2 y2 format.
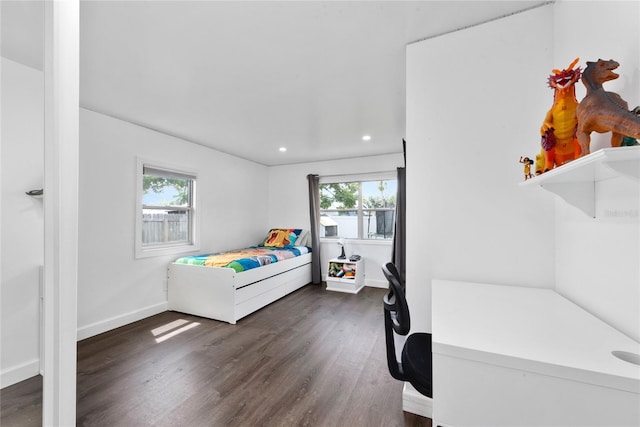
382 262 410 336
382 262 433 396
383 262 404 291
382 262 411 380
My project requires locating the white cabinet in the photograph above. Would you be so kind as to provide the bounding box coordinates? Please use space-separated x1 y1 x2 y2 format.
325 258 364 294
520 146 640 217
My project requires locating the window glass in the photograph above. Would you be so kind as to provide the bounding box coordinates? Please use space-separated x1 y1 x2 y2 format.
319 178 396 240
136 161 199 258
142 175 189 207
142 170 193 246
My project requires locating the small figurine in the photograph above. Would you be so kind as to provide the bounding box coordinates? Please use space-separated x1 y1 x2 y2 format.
535 152 545 176
539 58 582 173
621 107 640 146
576 59 640 155
519 156 534 180
539 127 557 173
621 136 639 146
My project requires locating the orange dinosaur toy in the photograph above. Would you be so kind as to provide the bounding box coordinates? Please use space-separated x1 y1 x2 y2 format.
539 58 582 172
576 59 640 156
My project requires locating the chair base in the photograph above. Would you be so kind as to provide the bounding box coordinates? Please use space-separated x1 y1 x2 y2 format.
402 382 433 419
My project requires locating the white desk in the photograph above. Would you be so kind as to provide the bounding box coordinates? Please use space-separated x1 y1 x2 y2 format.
432 280 640 427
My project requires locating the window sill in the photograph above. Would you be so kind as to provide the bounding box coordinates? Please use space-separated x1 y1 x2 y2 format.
135 242 200 260
320 238 392 246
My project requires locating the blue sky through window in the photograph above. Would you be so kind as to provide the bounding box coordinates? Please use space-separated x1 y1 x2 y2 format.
143 186 180 205
362 180 397 200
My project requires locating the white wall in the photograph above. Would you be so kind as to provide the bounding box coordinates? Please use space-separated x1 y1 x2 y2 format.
77 108 270 338
552 1 640 341
1 58 44 387
268 153 404 287
406 4 556 333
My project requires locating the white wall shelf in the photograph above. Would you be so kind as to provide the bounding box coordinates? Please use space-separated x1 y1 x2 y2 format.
520 147 640 217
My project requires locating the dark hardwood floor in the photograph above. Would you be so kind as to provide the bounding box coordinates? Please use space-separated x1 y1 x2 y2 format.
1 284 431 427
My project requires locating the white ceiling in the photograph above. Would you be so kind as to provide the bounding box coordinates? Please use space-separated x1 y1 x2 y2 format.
3 1 547 166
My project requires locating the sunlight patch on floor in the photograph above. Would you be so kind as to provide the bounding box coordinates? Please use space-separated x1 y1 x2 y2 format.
151 319 200 343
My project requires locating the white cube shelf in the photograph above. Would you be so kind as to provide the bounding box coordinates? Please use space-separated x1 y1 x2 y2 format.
325 258 364 294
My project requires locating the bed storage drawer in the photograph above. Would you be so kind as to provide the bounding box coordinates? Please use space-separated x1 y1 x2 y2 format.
235 262 311 320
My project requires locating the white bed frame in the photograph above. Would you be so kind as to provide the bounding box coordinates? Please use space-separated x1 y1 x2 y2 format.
167 252 312 324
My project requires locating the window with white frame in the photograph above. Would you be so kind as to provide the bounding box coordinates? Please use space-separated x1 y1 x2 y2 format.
135 161 199 258
319 173 397 240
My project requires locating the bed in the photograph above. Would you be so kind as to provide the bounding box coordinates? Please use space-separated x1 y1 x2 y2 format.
167 228 312 324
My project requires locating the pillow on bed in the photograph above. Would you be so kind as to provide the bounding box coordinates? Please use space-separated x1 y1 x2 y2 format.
295 229 310 247
262 228 299 248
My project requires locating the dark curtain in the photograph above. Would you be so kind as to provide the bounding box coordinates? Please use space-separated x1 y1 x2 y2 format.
392 167 406 282
307 174 322 284
392 139 406 282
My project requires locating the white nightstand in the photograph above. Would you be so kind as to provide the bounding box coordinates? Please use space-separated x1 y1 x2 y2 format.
325 257 364 294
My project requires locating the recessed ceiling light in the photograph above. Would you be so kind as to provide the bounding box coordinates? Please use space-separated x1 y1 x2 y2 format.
362 135 372 141
279 147 287 152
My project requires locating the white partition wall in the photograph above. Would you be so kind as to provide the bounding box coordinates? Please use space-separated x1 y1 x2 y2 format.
405 4 556 334
43 1 79 425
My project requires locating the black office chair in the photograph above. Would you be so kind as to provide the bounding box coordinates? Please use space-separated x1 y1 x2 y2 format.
382 262 432 398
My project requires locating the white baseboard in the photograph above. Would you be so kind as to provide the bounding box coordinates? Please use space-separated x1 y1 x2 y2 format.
1 358 40 389
77 301 168 341
3 303 168 387
402 382 433 419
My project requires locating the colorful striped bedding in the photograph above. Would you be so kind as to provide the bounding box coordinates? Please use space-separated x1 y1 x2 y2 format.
174 246 311 273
